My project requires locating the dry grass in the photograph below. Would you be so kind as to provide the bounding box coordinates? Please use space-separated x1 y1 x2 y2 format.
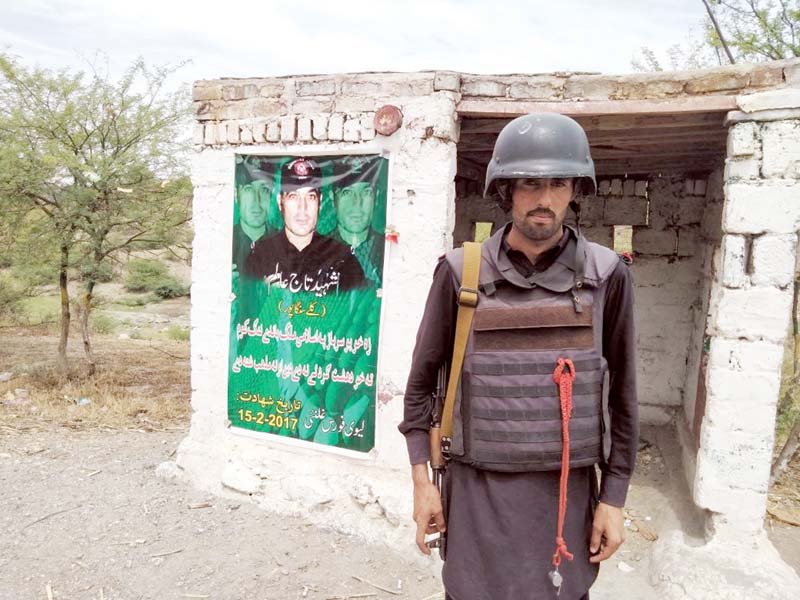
0 326 190 430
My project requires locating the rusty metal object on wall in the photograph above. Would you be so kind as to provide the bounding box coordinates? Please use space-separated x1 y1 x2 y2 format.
374 105 403 136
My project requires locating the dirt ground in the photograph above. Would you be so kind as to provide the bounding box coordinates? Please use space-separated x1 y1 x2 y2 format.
1 321 799 600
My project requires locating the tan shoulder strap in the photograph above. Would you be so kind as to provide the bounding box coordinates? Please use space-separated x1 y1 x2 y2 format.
440 241 481 440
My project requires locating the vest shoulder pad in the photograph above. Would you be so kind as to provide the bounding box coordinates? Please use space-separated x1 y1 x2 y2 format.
582 239 620 285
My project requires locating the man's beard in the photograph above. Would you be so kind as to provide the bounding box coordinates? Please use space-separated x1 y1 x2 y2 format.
513 208 563 241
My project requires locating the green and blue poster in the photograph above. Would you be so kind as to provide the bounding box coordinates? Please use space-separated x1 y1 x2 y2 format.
228 154 388 452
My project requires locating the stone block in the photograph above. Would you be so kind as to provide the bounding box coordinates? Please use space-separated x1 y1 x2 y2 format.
292 97 334 114
727 122 757 157
360 114 376 141
239 124 254 144
203 123 216 146
749 65 784 87
693 179 707 196
634 180 648 197
434 71 461 92
215 123 227 146
193 124 204 145
579 226 613 248
260 81 285 97
761 120 800 179
508 77 564 100
738 88 800 113
266 120 280 142
563 75 615 101
222 85 246 101
707 337 784 379
711 285 792 342
193 84 222 101
603 196 648 226
677 226 702 257
328 114 344 141
575 196 604 227
696 424 773 493
312 115 328 141
622 179 636 196
612 76 685 99
751 233 797 288
279 115 296 143
251 121 267 143
685 71 749 94
784 62 800 85
633 227 677 255
335 96 377 113
194 100 221 122
598 180 610 196
343 118 360 142
296 78 336 96
297 117 312 142
461 79 507 97
724 157 760 181
723 181 800 234
609 179 623 195
720 234 747 288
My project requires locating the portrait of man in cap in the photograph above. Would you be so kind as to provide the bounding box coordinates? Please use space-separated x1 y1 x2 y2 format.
243 157 367 295
232 158 273 274
331 156 385 286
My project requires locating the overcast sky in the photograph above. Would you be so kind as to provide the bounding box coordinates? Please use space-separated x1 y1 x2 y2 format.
2 0 711 86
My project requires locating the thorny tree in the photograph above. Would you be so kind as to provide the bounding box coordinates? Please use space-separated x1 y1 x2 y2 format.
0 55 192 375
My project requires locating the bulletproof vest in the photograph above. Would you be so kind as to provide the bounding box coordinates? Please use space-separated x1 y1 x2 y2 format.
444 226 618 472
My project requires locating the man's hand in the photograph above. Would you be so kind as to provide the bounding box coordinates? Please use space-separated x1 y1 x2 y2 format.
589 502 625 563
411 464 446 555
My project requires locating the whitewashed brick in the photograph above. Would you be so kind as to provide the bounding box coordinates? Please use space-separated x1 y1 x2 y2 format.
193 124 204 145
239 124 254 144
694 450 769 520
751 233 797 288
707 337 784 379
696 424 773 493
761 120 800 178
203 123 216 146
720 234 747 288
623 179 636 196
279 115 296 142
603 196 647 225
328 114 344 141
609 179 623 195
215 123 227 146
343 117 360 142
297 117 312 142
727 122 757 157
265 120 280 142
598 180 610 196
461 79 506 97
360 114 376 141
634 180 648 197
251 121 266 143
633 228 676 255
296 78 335 96
723 181 800 234
738 87 800 113
434 71 461 92
724 157 760 180
710 285 792 342
311 115 328 141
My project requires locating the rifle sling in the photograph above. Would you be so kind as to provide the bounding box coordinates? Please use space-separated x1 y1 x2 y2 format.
440 241 481 440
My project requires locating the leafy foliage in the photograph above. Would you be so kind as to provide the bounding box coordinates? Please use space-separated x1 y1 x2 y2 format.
124 258 188 298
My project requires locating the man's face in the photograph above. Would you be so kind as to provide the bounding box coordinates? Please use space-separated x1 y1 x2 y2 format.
335 182 375 236
510 178 574 241
238 181 270 229
279 187 320 239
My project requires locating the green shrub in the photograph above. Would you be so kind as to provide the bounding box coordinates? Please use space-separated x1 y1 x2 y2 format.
125 259 188 298
167 325 190 341
11 263 58 287
90 313 118 334
117 295 151 307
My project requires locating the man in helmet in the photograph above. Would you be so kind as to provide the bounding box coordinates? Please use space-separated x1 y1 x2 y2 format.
399 114 638 600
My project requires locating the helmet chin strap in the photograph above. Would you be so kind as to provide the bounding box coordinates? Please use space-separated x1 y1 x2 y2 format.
569 200 581 237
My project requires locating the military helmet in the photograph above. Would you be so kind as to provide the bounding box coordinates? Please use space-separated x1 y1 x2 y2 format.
484 113 596 199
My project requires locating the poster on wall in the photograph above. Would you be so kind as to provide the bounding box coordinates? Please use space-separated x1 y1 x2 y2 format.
228 153 388 453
